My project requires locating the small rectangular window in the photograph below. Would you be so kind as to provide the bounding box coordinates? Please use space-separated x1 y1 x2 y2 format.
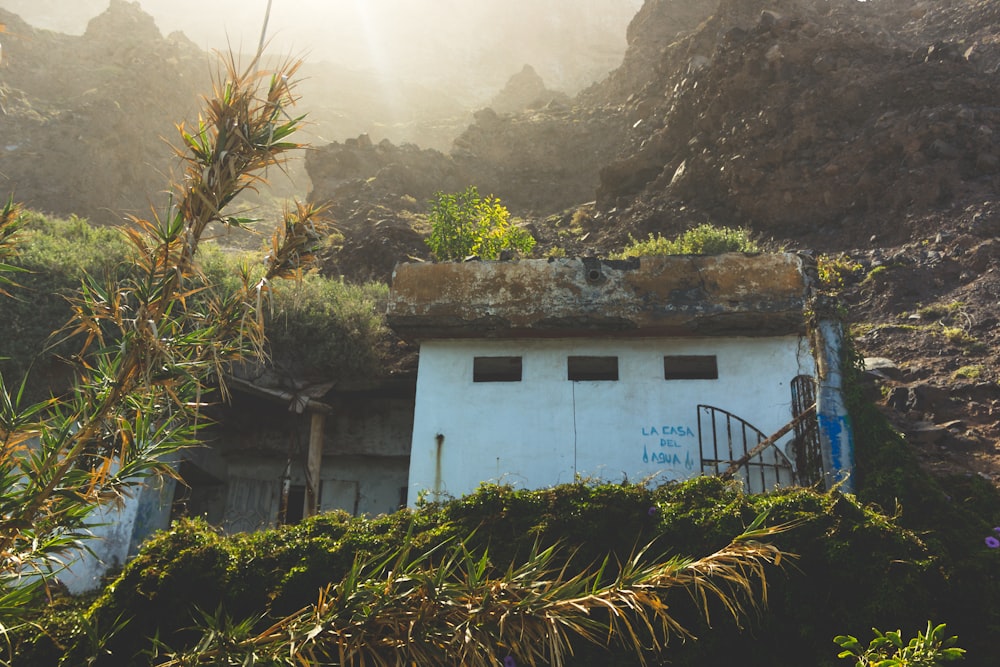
568 356 619 381
664 355 718 380
473 356 522 382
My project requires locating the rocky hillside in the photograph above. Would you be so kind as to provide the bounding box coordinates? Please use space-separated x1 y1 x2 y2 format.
304 0 1000 482
0 1 209 225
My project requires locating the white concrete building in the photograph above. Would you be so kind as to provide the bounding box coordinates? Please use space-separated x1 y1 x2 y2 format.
387 254 852 504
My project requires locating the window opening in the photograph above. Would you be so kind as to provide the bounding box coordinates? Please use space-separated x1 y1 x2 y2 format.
568 356 619 381
664 355 718 380
473 356 522 382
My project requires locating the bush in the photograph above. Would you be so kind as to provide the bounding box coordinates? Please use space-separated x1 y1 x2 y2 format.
199 245 389 379
0 211 132 383
612 224 760 258
425 186 535 260
835 622 965 666
0 224 389 387
20 478 963 667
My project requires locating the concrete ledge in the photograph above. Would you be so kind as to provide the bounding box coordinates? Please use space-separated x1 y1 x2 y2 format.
387 254 810 340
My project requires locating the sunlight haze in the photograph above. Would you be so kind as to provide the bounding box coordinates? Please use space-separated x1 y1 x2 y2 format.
0 0 643 93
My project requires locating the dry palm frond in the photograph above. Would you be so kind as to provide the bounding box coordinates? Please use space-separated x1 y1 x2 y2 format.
155 518 795 667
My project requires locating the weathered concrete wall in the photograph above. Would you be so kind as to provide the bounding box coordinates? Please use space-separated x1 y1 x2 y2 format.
59 390 415 592
205 391 415 530
406 335 815 504
58 490 141 595
223 455 409 530
329 397 414 458
388 254 810 340
57 469 176 595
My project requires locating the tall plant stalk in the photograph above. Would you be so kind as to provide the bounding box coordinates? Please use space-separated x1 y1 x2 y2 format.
0 53 320 627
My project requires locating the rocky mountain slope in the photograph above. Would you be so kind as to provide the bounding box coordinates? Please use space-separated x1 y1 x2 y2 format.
305 0 1000 483
0 1 208 224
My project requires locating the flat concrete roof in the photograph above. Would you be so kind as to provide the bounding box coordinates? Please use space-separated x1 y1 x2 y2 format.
387 254 811 340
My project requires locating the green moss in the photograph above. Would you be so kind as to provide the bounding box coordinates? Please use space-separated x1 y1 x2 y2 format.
952 365 984 380
20 474 980 667
611 224 760 259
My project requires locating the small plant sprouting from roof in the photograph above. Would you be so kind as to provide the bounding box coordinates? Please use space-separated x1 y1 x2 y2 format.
612 223 760 259
817 253 864 291
834 621 965 666
425 186 536 260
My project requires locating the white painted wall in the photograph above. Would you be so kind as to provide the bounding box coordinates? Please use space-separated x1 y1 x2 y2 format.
407 336 815 504
58 473 175 595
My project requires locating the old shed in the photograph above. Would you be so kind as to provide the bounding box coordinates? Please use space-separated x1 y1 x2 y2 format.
387 254 853 504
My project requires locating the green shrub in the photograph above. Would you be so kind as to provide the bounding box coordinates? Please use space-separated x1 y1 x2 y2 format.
952 365 984 380
24 478 958 667
0 212 132 382
199 245 389 379
835 622 965 666
612 223 760 258
0 224 389 387
425 186 535 260
818 253 864 290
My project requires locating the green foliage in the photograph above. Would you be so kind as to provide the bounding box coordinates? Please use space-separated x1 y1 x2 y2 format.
612 224 760 259
0 216 389 389
916 301 965 321
142 518 787 666
839 326 1000 665
835 622 965 666
199 246 388 379
0 212 132 382
0 197 26 298
952 365 984 380
425 186 535 260
818 253 864 290
0 54 320 653
16 478 952 666
862 264 892 283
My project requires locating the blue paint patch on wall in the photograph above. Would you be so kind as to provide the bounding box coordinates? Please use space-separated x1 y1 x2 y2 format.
819 412 855 484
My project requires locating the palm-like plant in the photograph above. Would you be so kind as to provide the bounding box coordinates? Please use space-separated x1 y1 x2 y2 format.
152 518 793 666
0 53 320 632
0 197 24 297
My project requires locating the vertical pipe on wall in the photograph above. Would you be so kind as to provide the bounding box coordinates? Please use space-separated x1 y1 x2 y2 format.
814 317 855 492
305 411 325 517
433 433 444 502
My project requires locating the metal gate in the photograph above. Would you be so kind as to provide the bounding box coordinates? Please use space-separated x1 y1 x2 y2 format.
697 405 796 493
790 375 823 486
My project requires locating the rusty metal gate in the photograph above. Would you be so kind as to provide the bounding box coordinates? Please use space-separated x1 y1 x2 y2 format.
697 405 796 493
790 375 823 486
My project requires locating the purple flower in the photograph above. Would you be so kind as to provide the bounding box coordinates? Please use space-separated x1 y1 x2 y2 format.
647 505 659 517
993 526 1000 535
986 536 1000 549
504 656 517 667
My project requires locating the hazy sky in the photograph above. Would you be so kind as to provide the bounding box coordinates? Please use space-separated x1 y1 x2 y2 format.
1 1 644 90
